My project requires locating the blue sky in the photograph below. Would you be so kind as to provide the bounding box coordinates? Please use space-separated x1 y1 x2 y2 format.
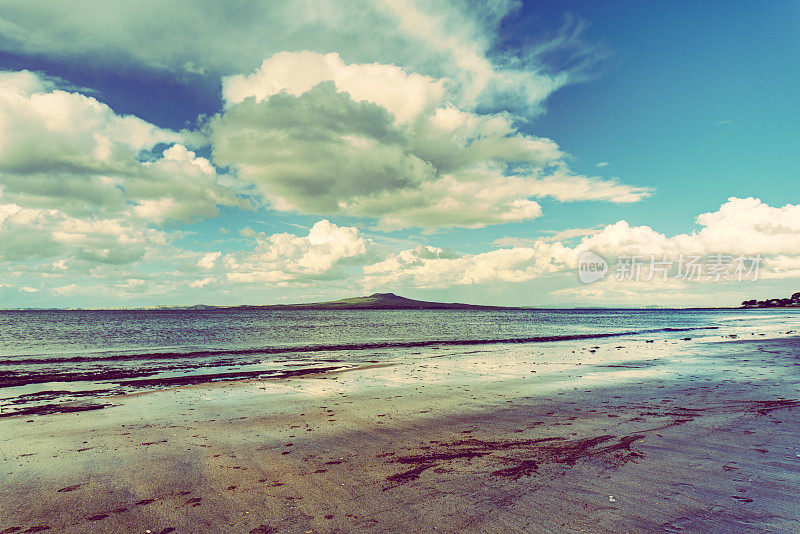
0 1 798 308
526 1 800 230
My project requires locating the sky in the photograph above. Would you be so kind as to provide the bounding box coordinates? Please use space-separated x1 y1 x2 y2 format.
0 0 798 308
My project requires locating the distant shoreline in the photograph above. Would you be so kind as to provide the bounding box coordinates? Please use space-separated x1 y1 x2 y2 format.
0 306 779 312
2 305 798 312
3 291 800 312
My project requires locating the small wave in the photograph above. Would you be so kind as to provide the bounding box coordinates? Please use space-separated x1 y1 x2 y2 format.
0 326 719 365
662 327 719 332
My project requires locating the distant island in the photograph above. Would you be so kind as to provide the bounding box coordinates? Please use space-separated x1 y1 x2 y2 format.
152 293 517 311
741 291 800 308
245 293 515 310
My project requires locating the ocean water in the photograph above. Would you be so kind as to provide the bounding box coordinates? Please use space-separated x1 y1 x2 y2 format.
1 307 799 417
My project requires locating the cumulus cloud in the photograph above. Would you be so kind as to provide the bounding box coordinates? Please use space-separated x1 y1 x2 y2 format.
0 70 254 301
189 276 216 289
493 226 602 247
0 1 593 114
222 51 445 124
0 4 649 304
363 242 571 288
197 251 221 270
577 197 800 259
0 70 245 222
7 3 774 306
222 220 372 284
210 53 651 229
359 198 800 290
0 203 168 265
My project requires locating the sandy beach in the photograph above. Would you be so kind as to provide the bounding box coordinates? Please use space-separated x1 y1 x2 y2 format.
3 1 800 532
2 332 800 533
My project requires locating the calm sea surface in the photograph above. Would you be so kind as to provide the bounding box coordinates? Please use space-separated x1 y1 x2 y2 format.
1 308 799 416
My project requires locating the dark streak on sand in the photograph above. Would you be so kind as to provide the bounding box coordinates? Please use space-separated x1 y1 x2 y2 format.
384 434 645 486
0 365 345 417
0 403 112 418
0 365 344 389
383 399 800 488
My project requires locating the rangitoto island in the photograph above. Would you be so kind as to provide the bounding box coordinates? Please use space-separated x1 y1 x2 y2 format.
155 293 519 311
741 291 800 308
265 292 516 310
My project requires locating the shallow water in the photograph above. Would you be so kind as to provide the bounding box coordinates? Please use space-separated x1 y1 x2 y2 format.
1 307 799 416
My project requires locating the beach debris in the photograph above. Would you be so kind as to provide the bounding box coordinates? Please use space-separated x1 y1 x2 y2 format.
608 495 616 502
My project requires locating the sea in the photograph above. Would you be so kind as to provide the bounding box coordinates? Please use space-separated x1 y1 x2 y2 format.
2 307 799 417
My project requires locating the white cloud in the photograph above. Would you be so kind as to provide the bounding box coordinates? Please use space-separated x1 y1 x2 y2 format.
521 170 651 204
0 5 643 304
197 251 221 270
0 203 168 265
7 5 783 307
0 70 181 170
210 55 651 229
577 197 800 259
223 220 372 284
0 1 595 115
0 69 257 299
758 256 800 280
545 226 604 242
222 51 445 124
189 276 216 289
360 198 800 291
493 226 602 247
363 242 572 288
0 70 245 222
373 0 579 113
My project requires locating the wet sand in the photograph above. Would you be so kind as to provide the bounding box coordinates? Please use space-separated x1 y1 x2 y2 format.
2 334 800 533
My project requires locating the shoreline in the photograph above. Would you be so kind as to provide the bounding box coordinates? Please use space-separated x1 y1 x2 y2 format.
2 334 800 532
0 323 754 418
